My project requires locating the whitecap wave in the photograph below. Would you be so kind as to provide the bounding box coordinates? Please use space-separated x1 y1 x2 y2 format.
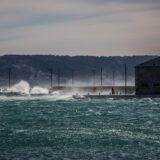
9 80 30 94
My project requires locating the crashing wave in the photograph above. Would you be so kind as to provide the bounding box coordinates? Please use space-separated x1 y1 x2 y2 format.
30 86 49 95
9 80 30 95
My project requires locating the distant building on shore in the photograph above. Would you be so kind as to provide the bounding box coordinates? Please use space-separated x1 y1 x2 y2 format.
135 57 160 95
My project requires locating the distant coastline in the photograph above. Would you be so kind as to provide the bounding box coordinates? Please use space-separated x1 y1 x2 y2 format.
0 55 157 87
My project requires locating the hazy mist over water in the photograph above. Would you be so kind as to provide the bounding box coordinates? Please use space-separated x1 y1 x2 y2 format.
0 98 159 159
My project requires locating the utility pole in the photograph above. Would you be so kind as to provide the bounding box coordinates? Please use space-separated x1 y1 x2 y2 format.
50 69 53 89
57 69 60 88
92 69 96 87
125 63 127 95
8 68 11 88
100 67 103 86
113 71 115 87
71 69 74 86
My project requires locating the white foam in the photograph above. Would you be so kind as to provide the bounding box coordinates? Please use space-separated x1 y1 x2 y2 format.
50 90 73 100
30 86 49 94
9 80 30 94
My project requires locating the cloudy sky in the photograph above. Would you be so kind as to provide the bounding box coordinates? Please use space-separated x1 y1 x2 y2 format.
0 0 160 56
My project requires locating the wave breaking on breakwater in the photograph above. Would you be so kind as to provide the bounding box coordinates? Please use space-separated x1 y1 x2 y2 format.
0 80 76 100
9 80 49 95
30 86 49 95
9 81 30 94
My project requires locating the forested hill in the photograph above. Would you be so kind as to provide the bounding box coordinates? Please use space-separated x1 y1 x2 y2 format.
0 55 157 87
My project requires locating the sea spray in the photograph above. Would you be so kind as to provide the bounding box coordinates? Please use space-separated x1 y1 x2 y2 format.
50 91 60 96
50 90 73 100
9 81 49 95
30 86 49 95
9 80 30 94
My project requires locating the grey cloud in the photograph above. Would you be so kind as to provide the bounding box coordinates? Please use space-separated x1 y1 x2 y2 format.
0 0 159 29
0 0 160 56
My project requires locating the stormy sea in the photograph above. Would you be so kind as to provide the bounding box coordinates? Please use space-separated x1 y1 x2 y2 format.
0 96 159 160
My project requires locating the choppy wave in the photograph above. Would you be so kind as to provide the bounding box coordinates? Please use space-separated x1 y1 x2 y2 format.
0 98 160 159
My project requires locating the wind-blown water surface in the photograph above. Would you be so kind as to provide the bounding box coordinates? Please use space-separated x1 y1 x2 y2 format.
0 97 160 159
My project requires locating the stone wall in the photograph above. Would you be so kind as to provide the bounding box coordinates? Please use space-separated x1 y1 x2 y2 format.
135 66 160 95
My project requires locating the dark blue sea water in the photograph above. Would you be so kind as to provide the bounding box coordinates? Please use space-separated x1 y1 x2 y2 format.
0 97 160 160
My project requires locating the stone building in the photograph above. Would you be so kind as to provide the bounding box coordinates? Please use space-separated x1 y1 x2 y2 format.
135 57 160 95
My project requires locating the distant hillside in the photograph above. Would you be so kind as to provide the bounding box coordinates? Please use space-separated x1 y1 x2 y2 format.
0 55 157 87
